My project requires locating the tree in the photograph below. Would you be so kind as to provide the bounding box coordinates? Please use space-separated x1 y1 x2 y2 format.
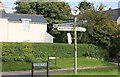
77 1 118 48
78 0 94 10
15 2 72 42
110 26 120 58
15 2 36 14
98 3 105 11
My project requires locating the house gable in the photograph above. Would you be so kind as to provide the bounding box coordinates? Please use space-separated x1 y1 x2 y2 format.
0 1 53 43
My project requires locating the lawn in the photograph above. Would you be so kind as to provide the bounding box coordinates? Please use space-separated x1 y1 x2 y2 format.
2 57 117 71
40 67 118 77
53 67 118 75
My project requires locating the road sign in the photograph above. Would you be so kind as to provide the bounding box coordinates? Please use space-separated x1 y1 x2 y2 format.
71 7 80 16
53 20 88 28
57 27 73 31
33 63 47 67
49 57 56 60
63 19 74 23
76 27 86 32
76 20 88 25
53 23 73 28
67 33 72 44
57 27 86 32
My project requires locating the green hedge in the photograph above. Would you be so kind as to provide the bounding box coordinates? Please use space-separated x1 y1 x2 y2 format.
1 43 108 62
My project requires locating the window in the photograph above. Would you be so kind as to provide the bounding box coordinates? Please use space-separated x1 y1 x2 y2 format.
21 18 31 31
23 40 30 42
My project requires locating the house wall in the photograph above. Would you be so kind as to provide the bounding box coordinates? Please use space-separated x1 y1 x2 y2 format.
0 18 8 42
0 19 53 43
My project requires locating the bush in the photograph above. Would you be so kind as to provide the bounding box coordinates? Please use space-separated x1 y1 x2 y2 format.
1 43 108 62
77 44 108 60
24 53 35 62
2 55 14 62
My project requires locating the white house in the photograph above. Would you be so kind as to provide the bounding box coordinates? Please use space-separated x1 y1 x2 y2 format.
0 2 53 43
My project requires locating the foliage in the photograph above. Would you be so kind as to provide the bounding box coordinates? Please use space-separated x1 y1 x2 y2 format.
109 25 120 58
77 1 118 48
78 0 94 10
1 43 108 62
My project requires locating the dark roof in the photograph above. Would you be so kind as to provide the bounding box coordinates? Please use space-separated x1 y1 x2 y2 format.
0 10 8 18
105 8 120 21
0 10 48 23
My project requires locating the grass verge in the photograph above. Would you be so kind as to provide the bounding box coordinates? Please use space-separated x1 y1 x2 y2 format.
2 57 117 71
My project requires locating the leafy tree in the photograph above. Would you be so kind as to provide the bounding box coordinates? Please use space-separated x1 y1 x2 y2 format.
110 26 120 58
77 1 118 49
78 0 94 10
15 2 36 14
15 2 72 42
98 3 105 11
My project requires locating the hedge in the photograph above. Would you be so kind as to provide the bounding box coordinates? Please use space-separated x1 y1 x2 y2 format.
1 43 108 62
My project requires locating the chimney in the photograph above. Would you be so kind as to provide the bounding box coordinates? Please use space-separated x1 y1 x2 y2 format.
0 1 4 10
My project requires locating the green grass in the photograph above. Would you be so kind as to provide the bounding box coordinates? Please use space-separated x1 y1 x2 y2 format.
2 57 116 71
2 61 32 71
50 57 115 68
41 68 118 77
55 68 118 75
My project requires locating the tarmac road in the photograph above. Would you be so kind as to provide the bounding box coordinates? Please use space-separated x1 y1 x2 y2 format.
1 66 114 77
2 68 73 77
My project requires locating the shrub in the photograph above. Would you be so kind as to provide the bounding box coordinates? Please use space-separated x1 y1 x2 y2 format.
1 43 108 62
77 44 108 60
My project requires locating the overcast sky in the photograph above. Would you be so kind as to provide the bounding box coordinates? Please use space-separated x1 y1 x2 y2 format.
2 0 120 13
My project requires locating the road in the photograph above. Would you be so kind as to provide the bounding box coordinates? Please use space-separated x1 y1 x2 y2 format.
1 66 114 77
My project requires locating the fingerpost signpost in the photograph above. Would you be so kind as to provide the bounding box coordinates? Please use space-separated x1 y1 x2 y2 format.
53 7 87 75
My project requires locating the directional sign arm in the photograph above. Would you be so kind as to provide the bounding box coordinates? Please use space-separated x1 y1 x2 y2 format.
57 27 86 32
53 20 88 28
53 23 74 28
76 20 88 25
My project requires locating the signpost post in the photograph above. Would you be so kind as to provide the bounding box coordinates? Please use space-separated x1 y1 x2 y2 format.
53 7 87 75
31 57 56 77
71 7 80 75
118 56 120 67
31 62 47 77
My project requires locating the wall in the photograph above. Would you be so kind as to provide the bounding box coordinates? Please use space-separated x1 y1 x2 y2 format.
0 19 53 43
0 18 8 42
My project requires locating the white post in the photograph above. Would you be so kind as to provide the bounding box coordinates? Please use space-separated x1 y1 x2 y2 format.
71 7 80 75
74 16 77 75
